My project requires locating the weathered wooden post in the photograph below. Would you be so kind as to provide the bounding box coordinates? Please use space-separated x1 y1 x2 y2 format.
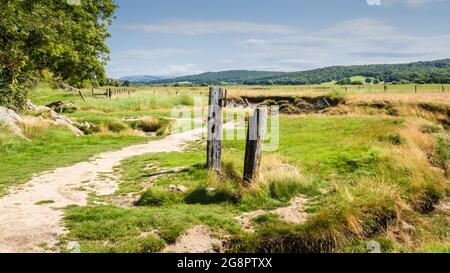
442 84 445 93
224 89 228 108
78 89 86 102
206 87 224 171
243 107 267 184
415 85 418 94
384 85 388 93
108 88 112 99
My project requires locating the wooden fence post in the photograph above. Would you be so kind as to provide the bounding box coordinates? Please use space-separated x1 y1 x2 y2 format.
415 85 418 94
108 88 112 99
224 89 228 108
442 84 445 93
206 87 224 171
78 89 85 101
243 107 267 184
384 85 388 93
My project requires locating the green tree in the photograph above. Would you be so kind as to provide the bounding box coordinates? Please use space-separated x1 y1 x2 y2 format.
0 0 117 110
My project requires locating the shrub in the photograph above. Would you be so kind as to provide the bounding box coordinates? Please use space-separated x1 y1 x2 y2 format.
128 117 171 135
100 119 129 133
0 82 28 111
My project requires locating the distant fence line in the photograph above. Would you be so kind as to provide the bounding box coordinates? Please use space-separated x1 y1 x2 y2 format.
91 88 137 99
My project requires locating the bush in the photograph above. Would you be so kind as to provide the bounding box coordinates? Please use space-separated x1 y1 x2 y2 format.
101 119 129 133
0 83 28 111
128 118 171 135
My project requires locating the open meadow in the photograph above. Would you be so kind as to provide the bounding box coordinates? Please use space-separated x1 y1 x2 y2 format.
1 83 448 253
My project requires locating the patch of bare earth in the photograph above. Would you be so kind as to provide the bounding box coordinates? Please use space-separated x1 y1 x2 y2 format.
235 196 309 232
0 127 207 253
163 225 223 253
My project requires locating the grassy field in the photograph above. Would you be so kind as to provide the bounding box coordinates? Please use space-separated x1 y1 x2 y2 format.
35 82 449 100
0 84 200 195
0 125 147 196
63 101 449 253
2 83 449 252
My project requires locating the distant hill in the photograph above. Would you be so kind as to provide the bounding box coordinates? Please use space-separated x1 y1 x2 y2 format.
249 59 450 85
146 59 450 85
119 75 171 83
152 70 286 85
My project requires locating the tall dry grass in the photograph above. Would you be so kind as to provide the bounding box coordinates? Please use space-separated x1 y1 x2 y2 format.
18 117 50 139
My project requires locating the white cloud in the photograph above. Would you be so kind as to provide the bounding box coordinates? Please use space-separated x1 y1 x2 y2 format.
127 20 297 35
367 0 447 7
238 18 450 70
121 48 201 60
158 64 204 77
367 0 382 5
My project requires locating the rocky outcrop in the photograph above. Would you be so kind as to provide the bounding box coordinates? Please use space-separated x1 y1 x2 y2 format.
0 106 29 140
26 100 84 136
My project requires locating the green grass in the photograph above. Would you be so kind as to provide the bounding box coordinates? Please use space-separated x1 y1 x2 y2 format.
6 84 448 252
62 114 448 253
0 126 147 195
64 204 241 252
1 84 201 195
29 83 84 105
29 84 202 118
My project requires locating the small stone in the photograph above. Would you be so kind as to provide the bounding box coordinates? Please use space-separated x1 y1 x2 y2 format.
166 184 189 193
367 241 381 253
67 241 81 253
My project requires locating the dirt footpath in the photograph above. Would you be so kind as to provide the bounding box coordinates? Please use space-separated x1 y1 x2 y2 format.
0 127 207 253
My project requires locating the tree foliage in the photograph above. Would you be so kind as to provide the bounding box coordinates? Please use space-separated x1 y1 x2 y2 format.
0 0 117 110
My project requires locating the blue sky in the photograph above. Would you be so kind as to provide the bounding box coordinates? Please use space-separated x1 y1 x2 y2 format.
106 0 450 78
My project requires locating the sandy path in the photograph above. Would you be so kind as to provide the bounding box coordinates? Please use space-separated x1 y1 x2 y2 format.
0 127 207 253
